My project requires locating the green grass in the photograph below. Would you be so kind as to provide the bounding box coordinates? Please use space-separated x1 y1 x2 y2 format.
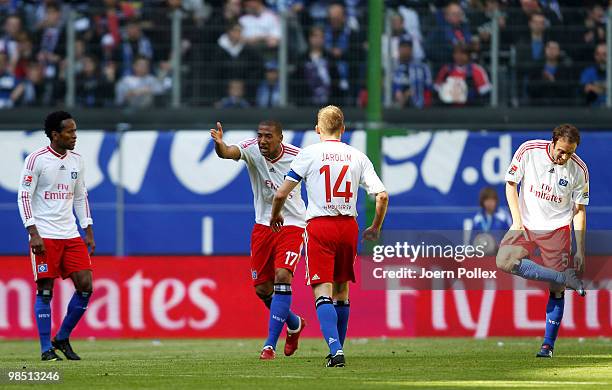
0 338 611 389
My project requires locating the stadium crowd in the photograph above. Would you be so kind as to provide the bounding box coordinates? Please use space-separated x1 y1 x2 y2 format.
0 0 609 108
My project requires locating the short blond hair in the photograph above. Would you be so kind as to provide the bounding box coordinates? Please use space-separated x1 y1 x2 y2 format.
317 105 344 135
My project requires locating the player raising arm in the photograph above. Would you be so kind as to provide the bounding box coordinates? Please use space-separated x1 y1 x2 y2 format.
270 105 389 367
18 111 95 361
496 124 589 358
210 120 307 360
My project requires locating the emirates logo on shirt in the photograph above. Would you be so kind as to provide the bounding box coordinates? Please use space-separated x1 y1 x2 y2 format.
529 184 562 203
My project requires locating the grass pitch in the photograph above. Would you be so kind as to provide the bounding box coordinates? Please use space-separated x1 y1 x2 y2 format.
0 338 611 389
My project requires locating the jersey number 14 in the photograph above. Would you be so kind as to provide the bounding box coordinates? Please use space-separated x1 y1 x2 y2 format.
319 165 353 203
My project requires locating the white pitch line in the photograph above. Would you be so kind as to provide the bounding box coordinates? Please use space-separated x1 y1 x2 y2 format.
367 380 611 388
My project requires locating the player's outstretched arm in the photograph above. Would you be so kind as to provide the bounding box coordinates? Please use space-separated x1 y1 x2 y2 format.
363 191 389 241
210 121 241 160
270 179 299 232
573 204 586 273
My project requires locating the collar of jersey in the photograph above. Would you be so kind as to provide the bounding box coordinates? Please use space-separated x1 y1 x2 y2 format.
265 143 284 163
545 142 554 163
324 139 342 142
47 146 67 159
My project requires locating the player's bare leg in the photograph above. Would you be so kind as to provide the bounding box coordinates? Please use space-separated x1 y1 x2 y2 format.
53 270 93 360
332 282 350 348
496 244 585 295
255 281 274 307
35 278 62 361
313 282 345 367
537 283 566 358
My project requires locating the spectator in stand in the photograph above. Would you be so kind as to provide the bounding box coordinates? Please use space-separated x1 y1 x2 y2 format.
23 0 68 34
513 0 563 35
211 21 262 104
469 0 510 49
215 78 250 108
256 60 280 108
115 56 166 108
35 3 65 69
464 186 511 253
397 3 426 62
93 0 138 56
576 3 606 62
239 0 281 56
205 0 242 43
16 62 45 106
384 9 425 66
145 0 196 69
298 25 337 106
384 11 408 68
434 43 491 105
115 19 154 77
515 11 551 98
0 0 20 25
580 42 607 107
526 40 573 105
392 37 432 109
1 14 22 68
427 1 472 65
516 12 549 67
0 51 22 108
324 2 360 104
264 0 308 62
76 55 116 107
35 3 64 105
13 32 34 79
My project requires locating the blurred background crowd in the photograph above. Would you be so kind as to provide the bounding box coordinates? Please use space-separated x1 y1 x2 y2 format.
0 0 610 109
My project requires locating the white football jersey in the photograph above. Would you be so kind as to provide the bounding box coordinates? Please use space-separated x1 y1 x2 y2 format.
235 139 306 227
287 140 386 220
18 146 93 239
505 140 589 231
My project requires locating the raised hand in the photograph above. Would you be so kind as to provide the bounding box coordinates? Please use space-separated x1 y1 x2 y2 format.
210 121 224 144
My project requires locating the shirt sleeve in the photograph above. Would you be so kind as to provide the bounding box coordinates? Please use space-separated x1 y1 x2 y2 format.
505 142 528 184
360 154 386 195
233 138 257 163
287 149 311 182
573 166 590 206
73 157 93 229
17 154 40 228
473 65 492 95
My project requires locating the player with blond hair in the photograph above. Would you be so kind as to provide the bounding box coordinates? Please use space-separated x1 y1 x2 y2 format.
271 105 388 367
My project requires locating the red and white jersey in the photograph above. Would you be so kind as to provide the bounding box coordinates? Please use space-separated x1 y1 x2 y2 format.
235 139 306 228
505 140 589 231
17 146 93 239
287 140 386 221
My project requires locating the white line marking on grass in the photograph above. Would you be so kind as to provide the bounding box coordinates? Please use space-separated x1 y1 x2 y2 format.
368 380 611 387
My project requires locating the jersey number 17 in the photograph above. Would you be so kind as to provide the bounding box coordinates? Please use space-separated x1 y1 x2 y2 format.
319 165 353 203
